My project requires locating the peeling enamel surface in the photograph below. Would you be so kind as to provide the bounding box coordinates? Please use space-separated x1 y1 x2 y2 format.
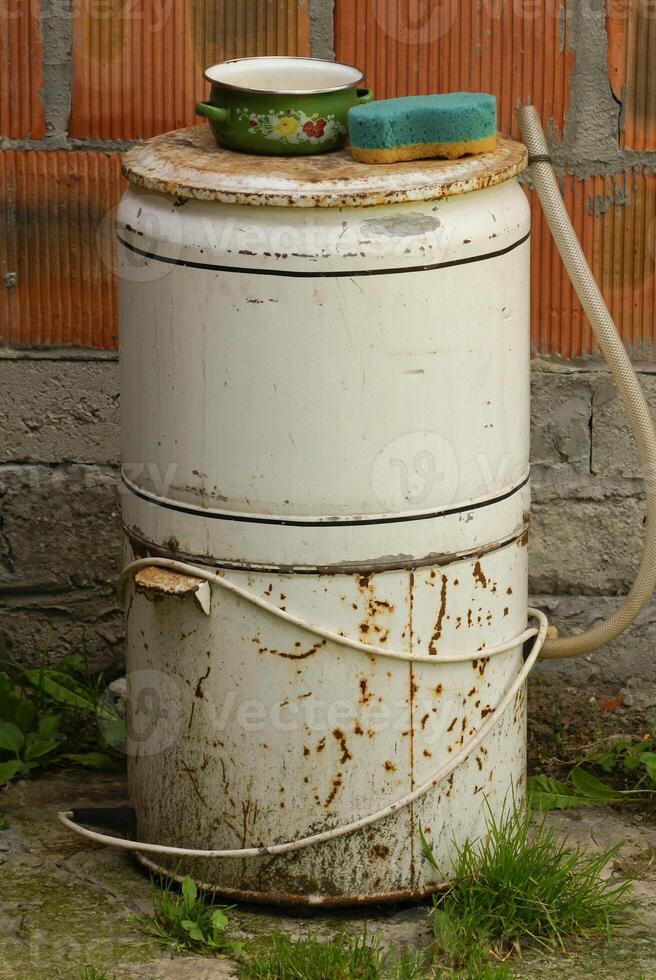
122 125 527 208
135 566 211 615
119 152 531 904
125 539 528 904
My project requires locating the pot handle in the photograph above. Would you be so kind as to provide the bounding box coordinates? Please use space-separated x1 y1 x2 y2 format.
195 101 230 124
356 88 374 104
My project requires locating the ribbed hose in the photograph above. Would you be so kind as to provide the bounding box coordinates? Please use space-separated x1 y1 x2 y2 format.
519 105 656 659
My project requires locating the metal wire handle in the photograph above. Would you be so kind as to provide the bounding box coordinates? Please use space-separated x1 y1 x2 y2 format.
59 607 547 860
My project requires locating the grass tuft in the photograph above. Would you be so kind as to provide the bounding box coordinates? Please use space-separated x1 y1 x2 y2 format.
239 931 424 980
147 874 242 956
423 802 634 964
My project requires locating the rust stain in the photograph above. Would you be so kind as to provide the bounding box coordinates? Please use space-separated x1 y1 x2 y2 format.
0 151 123 348
1 1 45 138
428 574 448 655
123 127 527 209
316 737 326 753
332 728 352 764
357 572 396 643
384 760 397 772
135 566 206 599
268 640 326 660
371 844 390 859
195 665 211 699
473 561 487 588
324 772 343 808
180 761 208 808
138 873 451 907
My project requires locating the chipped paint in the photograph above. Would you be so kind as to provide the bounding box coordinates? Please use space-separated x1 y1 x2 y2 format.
135 566 211 615
122 126 527 208
122 160 530 903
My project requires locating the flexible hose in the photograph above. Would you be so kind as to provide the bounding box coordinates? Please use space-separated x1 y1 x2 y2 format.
58 608 548 860
118 556 538 666
519 105 656 659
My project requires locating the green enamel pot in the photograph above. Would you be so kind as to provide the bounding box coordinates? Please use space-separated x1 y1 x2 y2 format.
195 56 374 156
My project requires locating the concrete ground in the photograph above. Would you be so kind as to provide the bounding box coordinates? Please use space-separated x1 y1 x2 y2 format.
1 770 656 979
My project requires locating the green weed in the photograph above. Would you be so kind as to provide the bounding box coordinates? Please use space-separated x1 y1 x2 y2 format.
422 804 633 967
240 930 425 980
529 722 656 812
0 652 124 787
147 875 241 956
429 905 512 977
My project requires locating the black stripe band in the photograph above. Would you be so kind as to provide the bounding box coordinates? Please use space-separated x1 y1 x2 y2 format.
122 472 530 528
117 229 531 279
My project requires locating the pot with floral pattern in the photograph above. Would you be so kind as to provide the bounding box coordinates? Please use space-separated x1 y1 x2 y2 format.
196 56 373 155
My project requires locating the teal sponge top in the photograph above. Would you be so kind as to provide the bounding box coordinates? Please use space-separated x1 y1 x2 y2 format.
348 93 497 150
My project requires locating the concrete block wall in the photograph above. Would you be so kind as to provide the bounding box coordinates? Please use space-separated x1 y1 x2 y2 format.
1 2 656 691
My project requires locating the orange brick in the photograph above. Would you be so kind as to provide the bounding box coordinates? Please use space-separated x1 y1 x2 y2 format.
528 170 656 358
0 0 45 138
335 0 575 141
0 151 125 349
70 0 311 140
607 0 656 151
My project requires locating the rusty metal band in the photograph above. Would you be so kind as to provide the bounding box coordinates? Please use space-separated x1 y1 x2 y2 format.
134 854 451 906
123 519 530 575
121 470 530 528
116 228 531 279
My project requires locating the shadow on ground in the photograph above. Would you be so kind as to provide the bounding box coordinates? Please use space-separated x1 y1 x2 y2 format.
1 769 656 978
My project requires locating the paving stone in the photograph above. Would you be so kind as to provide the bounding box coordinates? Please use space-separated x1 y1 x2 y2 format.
0 769 655 979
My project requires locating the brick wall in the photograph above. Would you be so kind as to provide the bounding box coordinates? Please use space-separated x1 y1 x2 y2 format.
1 1 656 693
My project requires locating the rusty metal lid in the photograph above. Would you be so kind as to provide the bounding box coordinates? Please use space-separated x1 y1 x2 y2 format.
122 125 527 208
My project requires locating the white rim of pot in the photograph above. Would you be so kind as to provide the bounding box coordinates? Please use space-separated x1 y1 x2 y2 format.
203 56 364 96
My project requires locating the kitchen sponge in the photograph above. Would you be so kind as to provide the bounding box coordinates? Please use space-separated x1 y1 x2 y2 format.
348 93 497 164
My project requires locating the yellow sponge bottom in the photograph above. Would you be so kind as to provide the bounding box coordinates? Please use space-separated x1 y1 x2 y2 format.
351 134 498 164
